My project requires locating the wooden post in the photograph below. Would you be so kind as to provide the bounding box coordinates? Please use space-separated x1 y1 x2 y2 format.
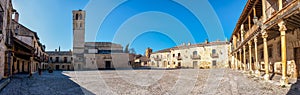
262 0 267 22
278 0 283 10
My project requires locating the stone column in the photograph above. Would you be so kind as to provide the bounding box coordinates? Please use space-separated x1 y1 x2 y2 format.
254 37 260 76
243 46 247 71
278 20 288 86
262 31 270 80
249 42 253 73
235 53 238 70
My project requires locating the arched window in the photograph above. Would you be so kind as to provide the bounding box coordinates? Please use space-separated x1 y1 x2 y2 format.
75 14 79 20
193 51 197 56
79 14 82 20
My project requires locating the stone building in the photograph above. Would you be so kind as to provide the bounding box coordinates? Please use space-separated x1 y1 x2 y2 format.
0 0 47 79
229 0 300 86
150 41 229 69
46 48 73 71
72 10 132 70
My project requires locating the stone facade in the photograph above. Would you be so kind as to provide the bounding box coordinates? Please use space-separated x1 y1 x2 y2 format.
150 41 229 69
46 49 73 71
0 0 47 79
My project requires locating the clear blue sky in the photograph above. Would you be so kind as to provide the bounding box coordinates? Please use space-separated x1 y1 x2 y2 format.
12 0 247 54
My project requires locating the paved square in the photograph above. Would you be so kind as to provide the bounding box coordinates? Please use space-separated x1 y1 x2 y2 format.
0 69 293 95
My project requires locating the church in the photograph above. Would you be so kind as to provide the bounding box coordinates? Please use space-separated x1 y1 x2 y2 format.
72 10 133 70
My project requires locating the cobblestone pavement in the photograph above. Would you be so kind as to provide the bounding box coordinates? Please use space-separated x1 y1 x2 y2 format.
0 68 294 95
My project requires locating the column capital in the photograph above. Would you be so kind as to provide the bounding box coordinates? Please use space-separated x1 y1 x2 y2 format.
278 20 287 32
248 41 252 46
254 37 258 43
261 31 268 39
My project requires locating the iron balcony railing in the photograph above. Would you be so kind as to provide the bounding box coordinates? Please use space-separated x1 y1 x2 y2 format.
211 53 219 58
191 55 201 60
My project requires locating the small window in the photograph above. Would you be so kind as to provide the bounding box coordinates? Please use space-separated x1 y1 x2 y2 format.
64 57 68 63
212 49 216 54
75 14 79 20
212 60 217 66
79 14 82 20
193 51 197 56
56 57 59 63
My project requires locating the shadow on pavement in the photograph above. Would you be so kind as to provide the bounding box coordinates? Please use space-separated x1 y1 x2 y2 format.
0 71 95 95
287 78 300 95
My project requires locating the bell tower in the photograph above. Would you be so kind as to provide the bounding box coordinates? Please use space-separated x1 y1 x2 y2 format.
72 10 85 70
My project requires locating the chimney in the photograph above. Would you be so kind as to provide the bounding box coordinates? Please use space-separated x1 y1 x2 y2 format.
205 39 209 44
188 42 191 46
14 12 19 22
55 49 57 52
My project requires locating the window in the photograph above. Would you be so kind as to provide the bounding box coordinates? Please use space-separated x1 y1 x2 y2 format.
212 60 217 66
173 54 175 57
64 57 68 63
56 57 59 63
178 53 181 57
193 51 197 56
62 65 65 68
212 49 216 54
75 14 79 20
98 50 112 54
79 14 82 20
50 57 53 62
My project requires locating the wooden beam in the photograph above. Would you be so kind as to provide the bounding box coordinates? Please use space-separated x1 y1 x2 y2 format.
242 0 260 24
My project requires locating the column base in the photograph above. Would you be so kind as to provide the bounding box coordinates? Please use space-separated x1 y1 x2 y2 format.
264 74 270 80
249 70 254 74
255 70 261 77
280 77 288 86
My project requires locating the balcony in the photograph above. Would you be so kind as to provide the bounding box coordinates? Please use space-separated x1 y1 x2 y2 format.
244 24 259 40
211 53 219 58
191 55 201 60
176 56 182 60
103 56 112 59
154 57 161 61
